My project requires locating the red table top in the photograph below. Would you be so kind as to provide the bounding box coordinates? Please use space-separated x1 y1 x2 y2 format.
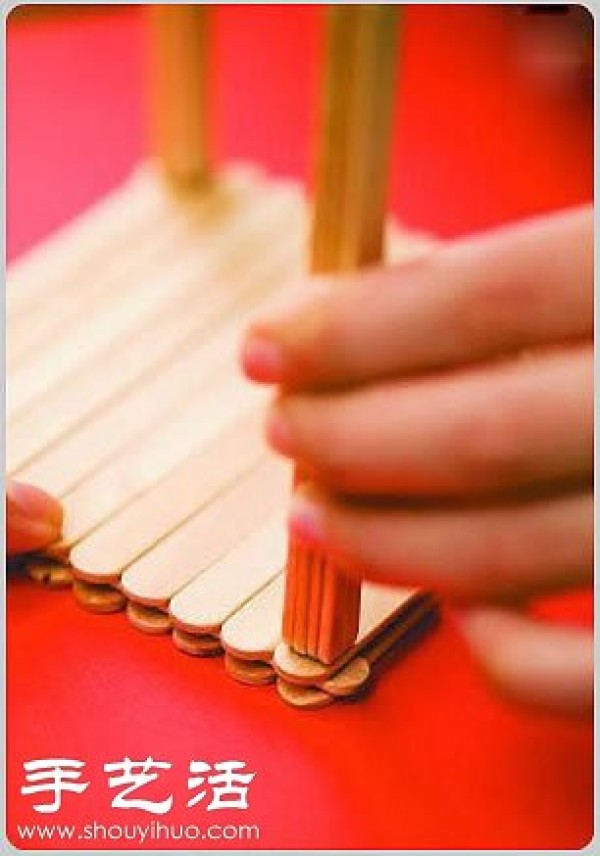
7 6 593 850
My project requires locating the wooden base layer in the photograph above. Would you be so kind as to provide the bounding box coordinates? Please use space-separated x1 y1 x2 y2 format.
277 679 338 710
224 654 276 686
9 163 437 708
26 561 73 588
72 579 126 614
126 602 173 635
172 629 223 657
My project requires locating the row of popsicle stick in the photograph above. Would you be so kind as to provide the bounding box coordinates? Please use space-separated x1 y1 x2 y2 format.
9 163 437 707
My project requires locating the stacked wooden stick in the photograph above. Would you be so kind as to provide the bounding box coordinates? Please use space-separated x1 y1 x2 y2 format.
8 5 438 709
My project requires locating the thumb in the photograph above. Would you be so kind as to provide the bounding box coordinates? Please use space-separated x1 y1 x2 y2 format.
6 480 63 555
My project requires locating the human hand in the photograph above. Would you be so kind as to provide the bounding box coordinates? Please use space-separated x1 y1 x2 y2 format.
241 205 593 715
6 479 63 556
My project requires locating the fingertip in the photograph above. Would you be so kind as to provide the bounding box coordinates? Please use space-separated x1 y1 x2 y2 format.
240 333 285 383
452 607 593 716
6 481 64 554
7 480 63 527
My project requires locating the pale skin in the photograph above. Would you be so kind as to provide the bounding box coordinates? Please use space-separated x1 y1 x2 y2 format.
6 480 63 556
241 205 593 717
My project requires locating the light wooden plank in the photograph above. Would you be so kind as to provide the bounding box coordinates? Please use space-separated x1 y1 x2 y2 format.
8 168 256 375
69 409 266 582
62 369 264 549
170 513 286 633
221 574 285 662
120 457 290 606
7 183 304 473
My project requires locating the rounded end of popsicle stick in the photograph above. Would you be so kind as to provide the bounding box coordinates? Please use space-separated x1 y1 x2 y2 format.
224 654 276 686
276 679 335 710
26 561 73 589
321 657 371 697
272 642 329 685
127 601 172 635
172 628 222 657
73 578 126 613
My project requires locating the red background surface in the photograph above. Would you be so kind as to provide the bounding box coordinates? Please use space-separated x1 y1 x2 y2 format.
6 5 593 850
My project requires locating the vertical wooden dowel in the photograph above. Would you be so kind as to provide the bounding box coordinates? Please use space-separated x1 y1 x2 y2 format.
283 5 400 665
149 4 210 189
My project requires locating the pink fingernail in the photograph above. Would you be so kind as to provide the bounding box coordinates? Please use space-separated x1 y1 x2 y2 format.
265 408 295 456
289 494 325 547
241 336 285 382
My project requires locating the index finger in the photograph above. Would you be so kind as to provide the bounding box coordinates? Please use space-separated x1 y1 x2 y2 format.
242 205 592 389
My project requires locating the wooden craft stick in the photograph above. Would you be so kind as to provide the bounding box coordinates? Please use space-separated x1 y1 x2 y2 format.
7 168 255 377
276 680 335 711
63 373 264 554
275 586 426 686
149 5 210 188
7 164 157 317
17 314 252 498
224 654 276 687
170 514 287 634
221 574 285 662
120 456 290 608
127 602 174 635
8 180 303 473
17 237 303 497
320 595 439 697
285 5 400 664
7 172 284 419
69 408 266 582
72 578 127 614
276 596 439 708
173 629 224 657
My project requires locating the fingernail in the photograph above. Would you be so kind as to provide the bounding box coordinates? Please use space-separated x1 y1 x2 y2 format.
265 407 295 456
7 481 63 530
241 336 285 383
289 493 325 547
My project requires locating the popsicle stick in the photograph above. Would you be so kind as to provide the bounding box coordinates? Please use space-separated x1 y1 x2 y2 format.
276 680 335 711
72 579 126 614
221 574 285 662
225 654 277 687
173 629 224 657
120 456 290 608
320 594 439 697
286 5 400 664
7 169 254 385
7 164 158 317
7 183 303 474
62 372 262 553
275 585 426 686
17 238 303 497
169 513 287 634
69 407 266 582
127 602 173 636
149 5 210 188
8 174 294 424
276 596 439 708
